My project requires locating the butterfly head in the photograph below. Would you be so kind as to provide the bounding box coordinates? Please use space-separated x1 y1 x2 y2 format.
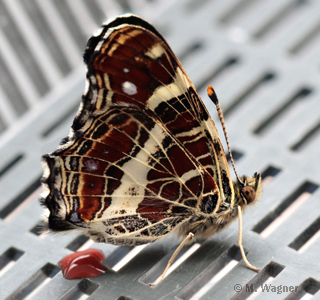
236 172 262 207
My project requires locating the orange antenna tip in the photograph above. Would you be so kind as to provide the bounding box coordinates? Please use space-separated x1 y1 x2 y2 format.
207 85 218 105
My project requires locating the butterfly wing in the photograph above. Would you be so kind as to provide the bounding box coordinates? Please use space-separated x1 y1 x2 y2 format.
41 15 233 245
84 14 234 202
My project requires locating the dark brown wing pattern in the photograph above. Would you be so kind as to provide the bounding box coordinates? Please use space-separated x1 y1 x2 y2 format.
41 15 234 245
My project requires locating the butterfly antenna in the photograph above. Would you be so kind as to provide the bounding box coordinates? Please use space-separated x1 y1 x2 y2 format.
207 85 244 185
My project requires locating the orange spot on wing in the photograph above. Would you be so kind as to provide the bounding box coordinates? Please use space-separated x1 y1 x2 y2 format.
77 196 102 221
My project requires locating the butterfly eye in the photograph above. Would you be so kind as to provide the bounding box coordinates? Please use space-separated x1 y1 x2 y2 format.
241 186 256 204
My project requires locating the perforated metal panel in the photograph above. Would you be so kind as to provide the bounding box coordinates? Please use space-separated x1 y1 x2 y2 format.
1 0 320 299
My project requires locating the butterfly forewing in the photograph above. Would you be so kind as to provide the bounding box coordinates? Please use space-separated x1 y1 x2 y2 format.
41 15 234 245
87 17 233 199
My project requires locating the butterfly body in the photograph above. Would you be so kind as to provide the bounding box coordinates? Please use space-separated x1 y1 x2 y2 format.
41 15 261 249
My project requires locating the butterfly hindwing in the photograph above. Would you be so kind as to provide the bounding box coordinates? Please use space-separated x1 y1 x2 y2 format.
42 104 221 244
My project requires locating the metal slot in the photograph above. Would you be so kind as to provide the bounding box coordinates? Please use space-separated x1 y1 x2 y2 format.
197 56 240 92
139 243 200 285
0 1 49 95
102 245 148 272
20 0 72 75
253 87 313 135
0 114 6 133
224 72 276 118
290 21 320 55
226 149 244 163
179 41 204 64
0 247 24 277
219 0 258 24
185 0 210 12
7 263 60 300
253 0 307 40
80 1 108 26
0 177 41 220
114 0 132 13
41 102 79 138
103 246 133 269
252 181 319 237
290 119 320 151
261 165 282 187
111 245 146 272
116 296 134 300
229 261 284 299
288 216 320 252
51 1 87 50
0 55 28 115
176 245 244 300
29 220 46 237
66 235 91 251
284 277 320 300
0 153 24 179
60 278 99 300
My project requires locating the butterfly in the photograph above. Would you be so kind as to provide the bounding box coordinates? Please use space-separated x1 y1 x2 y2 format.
41 14 262 285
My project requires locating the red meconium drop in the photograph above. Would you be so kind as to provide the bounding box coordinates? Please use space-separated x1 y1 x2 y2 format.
59 249 107 279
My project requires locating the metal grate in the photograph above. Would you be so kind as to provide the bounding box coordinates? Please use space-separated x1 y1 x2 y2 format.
1 0 320 299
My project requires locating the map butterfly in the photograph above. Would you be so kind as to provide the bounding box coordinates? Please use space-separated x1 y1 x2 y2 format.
41 14 262 285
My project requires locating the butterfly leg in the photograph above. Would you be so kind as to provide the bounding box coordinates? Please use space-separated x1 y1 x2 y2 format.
238 206 260 272
149 232 194 286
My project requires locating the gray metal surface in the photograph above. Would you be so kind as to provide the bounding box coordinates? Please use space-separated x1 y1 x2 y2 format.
0 0 320 299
